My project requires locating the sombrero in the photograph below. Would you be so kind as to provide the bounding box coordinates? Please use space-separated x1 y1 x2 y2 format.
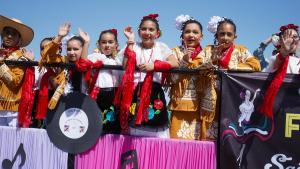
0 15 34 47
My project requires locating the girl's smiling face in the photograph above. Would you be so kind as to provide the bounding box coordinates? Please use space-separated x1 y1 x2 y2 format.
216 22 236 49
139 20 159 48
98 32 118 56
67 39 83 62
182 23 202 47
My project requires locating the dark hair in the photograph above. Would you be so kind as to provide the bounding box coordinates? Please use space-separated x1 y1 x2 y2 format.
98 30 119 43
214 18 236 45
180 19 203 45
138 17 161 37
67 36 85 47
40 37 53 51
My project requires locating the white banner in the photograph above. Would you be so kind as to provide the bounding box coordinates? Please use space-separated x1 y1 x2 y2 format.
0 126 68 169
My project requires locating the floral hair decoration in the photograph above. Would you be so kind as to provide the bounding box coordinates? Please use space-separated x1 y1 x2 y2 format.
142 14 159 22
111 28 118 36
272 24 299 49
207 16 225 34
175 14 193 31
280 24 299 33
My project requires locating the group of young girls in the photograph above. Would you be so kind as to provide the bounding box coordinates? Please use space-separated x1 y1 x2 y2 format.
0 14 299 141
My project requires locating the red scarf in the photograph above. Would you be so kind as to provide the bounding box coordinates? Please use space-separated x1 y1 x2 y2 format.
36 70 55 119
259 53 289 118
190 45 202 60
135 72 153 124
0 46 20 58
18 67 35 127
113 47 136 132
219 45 235 69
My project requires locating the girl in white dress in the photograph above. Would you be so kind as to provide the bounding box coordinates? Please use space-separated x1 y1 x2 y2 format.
115 14 179 138
87 29 122 133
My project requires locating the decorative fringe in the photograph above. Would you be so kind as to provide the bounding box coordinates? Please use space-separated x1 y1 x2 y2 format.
18 67 35 127
48 80 65 110
114 47 136 132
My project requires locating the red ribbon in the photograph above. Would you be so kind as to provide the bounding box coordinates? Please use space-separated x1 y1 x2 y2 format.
143 14 159 22
259 53 289 118
111 29 118 36
75 58 103 94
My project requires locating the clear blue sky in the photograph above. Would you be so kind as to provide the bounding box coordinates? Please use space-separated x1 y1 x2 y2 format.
1 0 299 59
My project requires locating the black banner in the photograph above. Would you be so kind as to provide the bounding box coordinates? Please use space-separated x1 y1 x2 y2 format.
219 72 300 169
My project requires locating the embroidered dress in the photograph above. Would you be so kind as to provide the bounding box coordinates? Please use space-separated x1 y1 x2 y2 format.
199 45 261 71
88 53 122 133
169 46 217 140
118 42 173 138
190 44 261 140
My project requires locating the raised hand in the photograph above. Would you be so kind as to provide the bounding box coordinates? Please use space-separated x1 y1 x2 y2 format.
22 49 35 60
280 29 299 56
78 28 90 44
211 43 227 62
124 26 135 42
58 23 71 38
182 44 195 62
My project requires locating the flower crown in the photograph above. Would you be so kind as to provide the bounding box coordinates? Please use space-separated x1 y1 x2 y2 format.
207 16 225 34
280 24 299 33
142 14 159 22
175 14 194 30
272 24 299 49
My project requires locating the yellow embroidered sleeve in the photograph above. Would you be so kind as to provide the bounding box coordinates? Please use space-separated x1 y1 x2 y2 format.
0 64 25 90
237 56 261 71
235 45 261 71
41 40 63 63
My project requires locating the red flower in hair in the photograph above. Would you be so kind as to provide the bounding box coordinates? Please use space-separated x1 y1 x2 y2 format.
111 29 118 36
143 14 159 22
280 23 299 32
